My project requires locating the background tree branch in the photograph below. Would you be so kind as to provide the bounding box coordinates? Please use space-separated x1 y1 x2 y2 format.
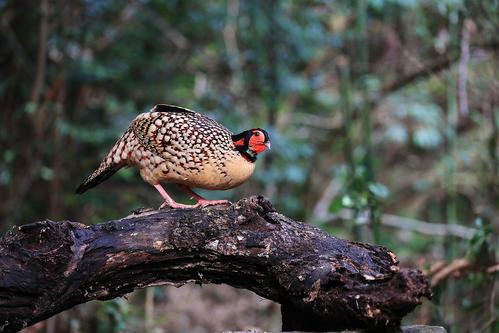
0 196 431 333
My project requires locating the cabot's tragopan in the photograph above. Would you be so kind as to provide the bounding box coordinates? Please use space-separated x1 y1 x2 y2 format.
76 104 271 208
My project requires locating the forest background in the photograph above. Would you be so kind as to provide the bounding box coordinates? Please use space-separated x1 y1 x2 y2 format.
0 0 497 332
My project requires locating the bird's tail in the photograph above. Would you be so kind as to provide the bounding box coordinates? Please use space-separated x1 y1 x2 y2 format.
75 163 123 194
75 131 132 194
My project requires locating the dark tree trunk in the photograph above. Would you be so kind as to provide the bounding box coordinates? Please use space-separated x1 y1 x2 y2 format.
0 196 431 333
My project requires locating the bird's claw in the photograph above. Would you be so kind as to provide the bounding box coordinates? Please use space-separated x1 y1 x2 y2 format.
194 199 231 208
159 201 197 209
159 199 231 209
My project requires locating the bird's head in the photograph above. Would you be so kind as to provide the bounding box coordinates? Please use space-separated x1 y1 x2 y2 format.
231 128 271 162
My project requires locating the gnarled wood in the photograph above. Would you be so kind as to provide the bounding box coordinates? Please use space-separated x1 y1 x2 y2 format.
0 196 431 332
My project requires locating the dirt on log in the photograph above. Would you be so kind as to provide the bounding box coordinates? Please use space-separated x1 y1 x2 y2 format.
0 196 431 333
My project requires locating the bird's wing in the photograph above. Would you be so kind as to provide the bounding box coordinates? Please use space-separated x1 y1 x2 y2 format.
131 105 233 158
131 113 164 156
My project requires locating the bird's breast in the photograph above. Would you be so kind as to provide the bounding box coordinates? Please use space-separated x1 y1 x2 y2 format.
173 151 256 190
136 148 255 190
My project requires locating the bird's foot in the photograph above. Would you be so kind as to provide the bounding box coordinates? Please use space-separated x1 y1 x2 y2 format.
195 199 231 207
159 201 197 209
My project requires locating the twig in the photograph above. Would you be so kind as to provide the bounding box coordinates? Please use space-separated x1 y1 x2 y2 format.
428 259 499 287
430 258 471 286
377 41 497 100
489 279 497 325
487 263 499 273
311 178 342 220
291 112 343 130
379 53 459 97
145 288 154 331
0 13 34 72
426 261 448 276
478 315 497 333
223 0 244 87
323 210 477 239
30 0 48 104
458 19 474 117
144 8 188 50
380 213 476 239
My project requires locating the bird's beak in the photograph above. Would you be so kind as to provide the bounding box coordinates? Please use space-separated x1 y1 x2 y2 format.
265 141 271 150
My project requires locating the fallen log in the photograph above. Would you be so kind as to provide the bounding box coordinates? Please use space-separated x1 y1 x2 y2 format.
0 196 431 332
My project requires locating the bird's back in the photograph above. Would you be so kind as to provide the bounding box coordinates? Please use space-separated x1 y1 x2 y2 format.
131 104 234 158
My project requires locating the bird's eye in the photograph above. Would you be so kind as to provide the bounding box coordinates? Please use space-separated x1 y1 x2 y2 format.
254 132 260 137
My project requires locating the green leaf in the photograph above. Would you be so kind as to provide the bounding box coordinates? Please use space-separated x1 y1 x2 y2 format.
328 196 344 214
413 127 443 149
341 195 355 208
40 166 53 181
368 182 390 199
385 124 408 144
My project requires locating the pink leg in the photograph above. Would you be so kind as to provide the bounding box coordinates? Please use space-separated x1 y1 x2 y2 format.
153 184 196 209
177 184 231 207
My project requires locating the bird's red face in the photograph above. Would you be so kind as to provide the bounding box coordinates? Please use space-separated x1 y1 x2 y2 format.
248 129 271 153
232 128 271 162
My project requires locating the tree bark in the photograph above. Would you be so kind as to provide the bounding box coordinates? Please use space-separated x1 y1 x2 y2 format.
0 196 431 333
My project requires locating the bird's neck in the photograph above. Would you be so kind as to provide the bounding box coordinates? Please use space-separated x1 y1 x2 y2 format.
232 132 257 163
239 149 257 163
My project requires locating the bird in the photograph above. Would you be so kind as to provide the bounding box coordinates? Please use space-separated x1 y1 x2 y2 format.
76 104 271 208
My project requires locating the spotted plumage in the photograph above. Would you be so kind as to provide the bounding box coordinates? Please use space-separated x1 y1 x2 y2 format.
76 104 271 208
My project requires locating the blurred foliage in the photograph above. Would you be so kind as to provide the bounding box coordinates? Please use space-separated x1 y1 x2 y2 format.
0 0 498 332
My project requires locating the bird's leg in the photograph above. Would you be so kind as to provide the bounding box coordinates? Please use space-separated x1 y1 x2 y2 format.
177 184 231 207
153 184 196 209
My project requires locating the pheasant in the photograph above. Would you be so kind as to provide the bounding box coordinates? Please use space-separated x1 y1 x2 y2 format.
76 104 271 208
